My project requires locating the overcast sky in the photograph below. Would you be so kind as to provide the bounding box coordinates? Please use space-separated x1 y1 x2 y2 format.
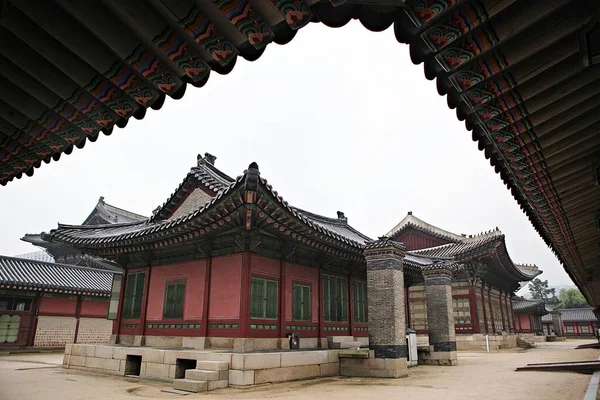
0 22 575 292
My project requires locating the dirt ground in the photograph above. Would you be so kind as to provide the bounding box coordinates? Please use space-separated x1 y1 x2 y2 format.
0 340 598 400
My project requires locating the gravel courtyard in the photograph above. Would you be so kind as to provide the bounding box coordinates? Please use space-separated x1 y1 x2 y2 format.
1 340 598 400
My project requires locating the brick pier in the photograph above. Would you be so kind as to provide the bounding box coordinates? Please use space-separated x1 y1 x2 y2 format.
421 262 457 366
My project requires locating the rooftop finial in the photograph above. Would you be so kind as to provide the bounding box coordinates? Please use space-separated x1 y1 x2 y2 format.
337 211 347 221
204 152 216 165
408 211 412 215
248 162 259 170
99 196 105 204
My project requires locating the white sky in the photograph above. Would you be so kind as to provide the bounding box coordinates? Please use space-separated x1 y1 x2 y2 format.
0 22 575 292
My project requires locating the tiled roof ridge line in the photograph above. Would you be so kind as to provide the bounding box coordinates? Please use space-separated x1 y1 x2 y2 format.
0 254 121 275
386 214 466 242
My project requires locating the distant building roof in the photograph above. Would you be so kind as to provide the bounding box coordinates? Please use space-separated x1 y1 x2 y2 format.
83 196 147 225
385 212 466 243
541 308 598 323
512 297 552 316
13 250 54 263
0 255 119 296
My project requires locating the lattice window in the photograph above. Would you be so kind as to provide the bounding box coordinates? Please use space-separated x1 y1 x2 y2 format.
164 282 185 319
250 277 278 320
323 275 348 323
452 298 471 325
292 284 311 321
122 272 145 320
353 281 368 323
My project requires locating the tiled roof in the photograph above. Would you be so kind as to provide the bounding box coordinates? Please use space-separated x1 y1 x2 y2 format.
512 298 551 316
0 255 118 296
151 153 236 221
364 236 406 251
47 162 373 251
541 308 598 323
13 250 54 263
386 212 465 243
83 197 147 225
409 229 504 259
515 264 543 278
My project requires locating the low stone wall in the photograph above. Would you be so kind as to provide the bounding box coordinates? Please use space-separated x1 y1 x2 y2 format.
455 334 517 351
63 344 340 386
77 318 113 344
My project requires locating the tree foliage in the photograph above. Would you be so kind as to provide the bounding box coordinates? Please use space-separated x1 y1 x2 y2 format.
528 278 558 304
556 288 588 309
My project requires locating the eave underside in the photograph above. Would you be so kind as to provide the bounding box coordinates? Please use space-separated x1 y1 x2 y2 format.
1 0 599 307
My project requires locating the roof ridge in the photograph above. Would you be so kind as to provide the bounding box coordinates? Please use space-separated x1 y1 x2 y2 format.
385 213 466 242
100 200 148 220
0 254 121 274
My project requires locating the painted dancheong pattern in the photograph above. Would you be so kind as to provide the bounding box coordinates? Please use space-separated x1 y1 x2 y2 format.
215 0 274 49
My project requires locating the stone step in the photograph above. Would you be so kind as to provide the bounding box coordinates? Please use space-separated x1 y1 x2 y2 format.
208 379 229 391
195 360 229 371
185 369 229 381
173 378 208 393
330 341 362 349
327 336 354 344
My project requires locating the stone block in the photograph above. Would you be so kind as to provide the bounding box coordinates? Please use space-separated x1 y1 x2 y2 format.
94 346 114 359
79 345 96 357
232 353 280 370
327 336 353 347
117 335 135 346
254 365 320 384
85 357 120 371
207 379 229 390
186 369 219 381
113 347 143 360
119 360 126 372
320 363 339 377
143 362 171 379
64 344 72 355
319 338 328 349
169 364 176 379
144 335 182 348
340 366 407 378
133 336 144 347
196 352 232 364
356 337 369 347
182 337 206 349
109 335 118 345
67 355 86 367
196 360 229 371
338 349 369 359
234 338 255 352
173 378 207 393
229 370 255 386
340 357 385 370
208 337 234 349
141 349 166 364
281 350 328 367
327 350 341 363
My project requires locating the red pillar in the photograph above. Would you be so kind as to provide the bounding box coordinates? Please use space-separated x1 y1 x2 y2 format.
73 295 83 343
27 292 42 347
318 267 323 344
139 266 152 338
499 292 506 332
348 276 354 336
469 285 480 334
201 257 212 338
480 285 488 334
240 252 252 338
113 273 127 337
488 288 496 334
279 259 286 340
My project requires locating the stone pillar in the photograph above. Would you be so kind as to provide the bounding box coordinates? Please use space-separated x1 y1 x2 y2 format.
552 311 564 337
422 263 457 366
356 237 408 377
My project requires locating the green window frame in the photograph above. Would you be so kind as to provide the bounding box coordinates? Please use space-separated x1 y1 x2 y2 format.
122 272 145 320
353 281 368 323
163 282 185 319
250 277 278 320
323 275 348 323
292 284 311 321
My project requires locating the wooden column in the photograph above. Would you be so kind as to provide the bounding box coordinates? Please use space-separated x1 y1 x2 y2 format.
480 284 488 334
73 295 83 344
27 292 42 347
139 266 152 339
201 256 212 338
240 252 252 338
469 285 480 334
487 287 496 334
405 287 412 329
318 267 323 347
279 259 286 340
348 275 355 336
499 292 506 332
114 272 127 338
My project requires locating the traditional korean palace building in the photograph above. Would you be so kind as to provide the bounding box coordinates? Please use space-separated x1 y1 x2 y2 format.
542 308 600 338
0 255 119 349
43 154 542 361
512 298 552 336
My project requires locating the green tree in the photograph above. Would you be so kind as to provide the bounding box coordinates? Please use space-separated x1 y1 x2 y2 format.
528 278 558 304
556 288 588 309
